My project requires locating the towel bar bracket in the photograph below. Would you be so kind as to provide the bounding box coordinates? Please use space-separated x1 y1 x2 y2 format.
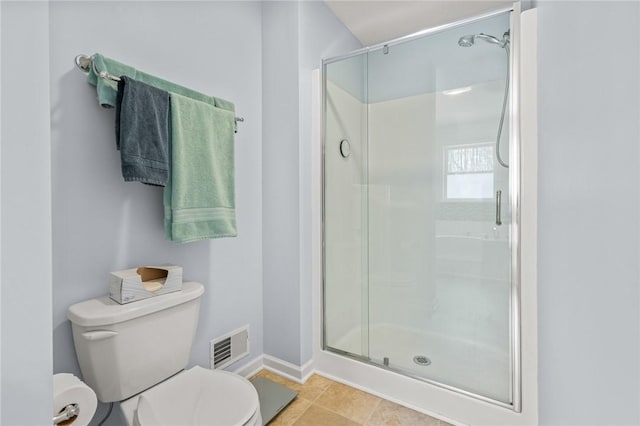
74 54 121 82
74 54 92 72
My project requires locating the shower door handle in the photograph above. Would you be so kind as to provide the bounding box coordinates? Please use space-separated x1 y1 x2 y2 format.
495 190 502 226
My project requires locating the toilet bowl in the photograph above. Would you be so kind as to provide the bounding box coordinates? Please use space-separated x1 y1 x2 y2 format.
120 367 261 426
67 282 260 426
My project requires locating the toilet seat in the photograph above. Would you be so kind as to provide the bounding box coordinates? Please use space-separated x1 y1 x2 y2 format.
120 366 261 426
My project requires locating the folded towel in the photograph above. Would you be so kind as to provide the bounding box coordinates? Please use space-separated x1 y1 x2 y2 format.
164 93 237 243
87 54 237 132
115 76 170 186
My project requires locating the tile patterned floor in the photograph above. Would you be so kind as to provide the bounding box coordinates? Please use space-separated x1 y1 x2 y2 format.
250 369 451 426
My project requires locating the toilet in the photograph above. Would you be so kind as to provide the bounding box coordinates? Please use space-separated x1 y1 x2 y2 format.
67 282 261 426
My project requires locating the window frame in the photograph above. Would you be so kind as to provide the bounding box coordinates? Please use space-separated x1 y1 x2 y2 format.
443 142 495 202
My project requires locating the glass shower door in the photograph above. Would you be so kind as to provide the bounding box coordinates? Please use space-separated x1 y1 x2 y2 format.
324 52 369 359
366 12 512 404
324 10 514 406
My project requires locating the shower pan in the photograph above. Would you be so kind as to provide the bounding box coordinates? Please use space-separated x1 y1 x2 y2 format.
322 7 520 410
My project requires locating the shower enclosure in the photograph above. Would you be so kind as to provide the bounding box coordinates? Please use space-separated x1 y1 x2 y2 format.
323 9 520 408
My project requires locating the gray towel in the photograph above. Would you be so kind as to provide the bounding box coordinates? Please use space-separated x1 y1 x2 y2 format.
115 76 170 186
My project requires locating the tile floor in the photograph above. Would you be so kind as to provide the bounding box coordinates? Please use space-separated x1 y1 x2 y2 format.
250 369 452 426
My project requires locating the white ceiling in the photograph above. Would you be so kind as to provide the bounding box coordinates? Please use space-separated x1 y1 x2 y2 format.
324 1 514 46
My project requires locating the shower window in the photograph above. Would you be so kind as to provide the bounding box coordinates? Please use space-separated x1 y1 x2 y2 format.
445 143 494 200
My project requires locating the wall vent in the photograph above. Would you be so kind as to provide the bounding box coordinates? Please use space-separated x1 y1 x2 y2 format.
210 325 250 370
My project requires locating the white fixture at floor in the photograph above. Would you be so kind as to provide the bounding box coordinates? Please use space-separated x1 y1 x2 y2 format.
67 282 261 426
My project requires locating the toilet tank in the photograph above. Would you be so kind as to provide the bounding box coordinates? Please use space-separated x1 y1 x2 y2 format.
67 281 205 402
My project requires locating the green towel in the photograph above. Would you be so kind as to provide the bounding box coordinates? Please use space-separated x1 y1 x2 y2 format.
164 93 237 243
87 54 237 131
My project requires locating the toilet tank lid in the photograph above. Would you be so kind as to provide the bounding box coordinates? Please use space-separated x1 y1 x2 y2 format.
67 281 204 327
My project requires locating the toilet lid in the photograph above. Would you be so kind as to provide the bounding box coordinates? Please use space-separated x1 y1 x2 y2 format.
134 366 259 426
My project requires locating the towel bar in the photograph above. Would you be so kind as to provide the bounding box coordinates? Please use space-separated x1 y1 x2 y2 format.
74 54 245 126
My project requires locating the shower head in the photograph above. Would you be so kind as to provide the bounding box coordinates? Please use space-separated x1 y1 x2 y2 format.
457 35 475 47
458 32 510 48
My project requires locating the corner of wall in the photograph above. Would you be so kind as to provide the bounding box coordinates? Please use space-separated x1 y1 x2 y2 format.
261 0 303 365
261 0 361 368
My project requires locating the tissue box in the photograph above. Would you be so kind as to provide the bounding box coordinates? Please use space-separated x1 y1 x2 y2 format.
109 265 183 304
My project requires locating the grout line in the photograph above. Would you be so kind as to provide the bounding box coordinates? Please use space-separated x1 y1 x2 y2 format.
311 381 335 408
306 379 333 403
309 402 363 426
270 370 394 425
311 382 380 425
290 373 331 403
361 397 382 426
313 370 455 425
284 398 313 426
305 390 323 403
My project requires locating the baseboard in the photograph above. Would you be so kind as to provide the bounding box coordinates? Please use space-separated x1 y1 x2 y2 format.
231 355 265 379
231 354 315 384
262 355 314 384
300 358 315 383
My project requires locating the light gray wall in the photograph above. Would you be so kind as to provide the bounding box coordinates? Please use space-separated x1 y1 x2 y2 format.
1 2 53 425
537 1 640 424
262 0 361 365
49 2 263 423
262 1 303 364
